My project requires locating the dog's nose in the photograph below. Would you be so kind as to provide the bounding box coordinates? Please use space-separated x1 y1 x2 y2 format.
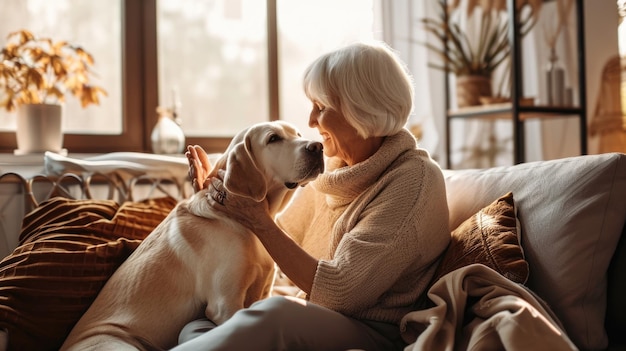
306 141 323 153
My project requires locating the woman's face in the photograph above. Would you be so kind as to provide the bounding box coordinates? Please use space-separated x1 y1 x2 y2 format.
308 101 363 165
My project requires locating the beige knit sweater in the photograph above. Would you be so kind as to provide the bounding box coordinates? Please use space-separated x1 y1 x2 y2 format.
276 128 450 325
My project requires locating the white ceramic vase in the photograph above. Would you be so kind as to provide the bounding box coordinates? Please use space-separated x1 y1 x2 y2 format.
15 103 64 155
151 114 185 154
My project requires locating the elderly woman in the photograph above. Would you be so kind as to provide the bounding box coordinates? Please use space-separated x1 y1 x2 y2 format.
174 41 450 351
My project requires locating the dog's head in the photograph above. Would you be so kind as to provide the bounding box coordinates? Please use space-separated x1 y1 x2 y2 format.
212 121 324 213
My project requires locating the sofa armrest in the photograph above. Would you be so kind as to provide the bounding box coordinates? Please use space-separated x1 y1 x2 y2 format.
606 222 626 348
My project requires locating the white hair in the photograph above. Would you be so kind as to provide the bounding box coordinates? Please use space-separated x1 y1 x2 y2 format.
303 41 414 138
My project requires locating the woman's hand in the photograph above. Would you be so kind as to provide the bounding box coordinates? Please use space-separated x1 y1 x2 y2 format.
207 169 317 294
185 145 211 192
206 169 273 231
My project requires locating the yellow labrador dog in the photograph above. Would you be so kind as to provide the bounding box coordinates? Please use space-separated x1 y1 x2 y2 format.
61 121 324 351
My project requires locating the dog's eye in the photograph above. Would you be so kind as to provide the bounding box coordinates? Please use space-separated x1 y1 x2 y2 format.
268 134 281 144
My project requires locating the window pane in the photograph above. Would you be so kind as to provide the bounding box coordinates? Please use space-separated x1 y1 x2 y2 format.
0 0 122 135
278 0 380 141
157 0 268 137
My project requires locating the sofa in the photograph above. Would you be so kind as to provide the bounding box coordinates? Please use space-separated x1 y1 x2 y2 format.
0 151 624 351
440 152 626 351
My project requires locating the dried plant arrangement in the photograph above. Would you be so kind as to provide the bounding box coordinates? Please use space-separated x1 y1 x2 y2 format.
0 29 107 112
421 0 541 77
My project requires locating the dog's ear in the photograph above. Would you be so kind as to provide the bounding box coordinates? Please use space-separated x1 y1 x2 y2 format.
223 136 267 201
210 126 250 177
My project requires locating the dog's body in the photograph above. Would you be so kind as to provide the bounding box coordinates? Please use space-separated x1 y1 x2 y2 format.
61 121 324 351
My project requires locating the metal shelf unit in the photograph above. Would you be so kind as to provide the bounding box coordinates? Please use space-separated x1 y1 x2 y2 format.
444 0 587 169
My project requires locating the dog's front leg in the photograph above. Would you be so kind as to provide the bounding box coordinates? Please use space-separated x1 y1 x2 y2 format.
204 294 245 326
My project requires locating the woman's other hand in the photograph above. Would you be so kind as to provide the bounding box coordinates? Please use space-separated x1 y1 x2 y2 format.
206 169 273 231
186 145 212 192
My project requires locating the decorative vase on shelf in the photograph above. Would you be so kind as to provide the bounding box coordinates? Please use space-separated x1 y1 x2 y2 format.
151 107 185 154
546 47 565 106
14 103 65 155
455 75 492 108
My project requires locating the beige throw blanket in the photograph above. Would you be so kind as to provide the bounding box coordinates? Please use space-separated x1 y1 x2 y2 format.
400 264 578 351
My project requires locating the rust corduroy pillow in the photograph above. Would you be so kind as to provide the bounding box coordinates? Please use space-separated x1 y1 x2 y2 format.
432 192 529 284
0 196 178 351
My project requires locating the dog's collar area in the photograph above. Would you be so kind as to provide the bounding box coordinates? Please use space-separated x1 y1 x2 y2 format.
284 182 298 189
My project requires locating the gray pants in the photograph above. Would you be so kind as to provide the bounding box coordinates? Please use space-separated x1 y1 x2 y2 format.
172 296 403 351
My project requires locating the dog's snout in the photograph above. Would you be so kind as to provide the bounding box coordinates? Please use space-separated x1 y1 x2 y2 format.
306 141 323 153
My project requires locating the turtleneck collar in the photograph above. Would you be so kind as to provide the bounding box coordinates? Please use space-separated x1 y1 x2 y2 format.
312 128 418 208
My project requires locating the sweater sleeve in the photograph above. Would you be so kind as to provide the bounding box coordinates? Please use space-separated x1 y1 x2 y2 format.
308 156 450 321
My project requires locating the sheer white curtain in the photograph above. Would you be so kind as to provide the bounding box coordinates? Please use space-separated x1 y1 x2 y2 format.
380 0 446 164
530 0 580 162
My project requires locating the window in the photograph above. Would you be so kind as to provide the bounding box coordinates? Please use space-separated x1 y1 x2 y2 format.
275 0 381 141
157 0 269 140
0 0 132 153
1 0 380 154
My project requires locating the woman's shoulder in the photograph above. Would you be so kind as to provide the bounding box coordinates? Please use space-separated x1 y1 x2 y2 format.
377 147 447 203
392 147 444 177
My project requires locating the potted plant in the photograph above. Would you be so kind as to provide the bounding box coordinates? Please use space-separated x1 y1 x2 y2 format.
421 0 540 107
0 29 107 154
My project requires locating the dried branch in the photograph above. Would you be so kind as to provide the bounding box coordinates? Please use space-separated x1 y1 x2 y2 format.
420 0 540 77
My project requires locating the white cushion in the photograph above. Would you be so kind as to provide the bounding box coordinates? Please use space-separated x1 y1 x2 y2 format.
443 153 626 351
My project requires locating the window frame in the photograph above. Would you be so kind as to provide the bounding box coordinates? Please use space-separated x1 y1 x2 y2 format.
0 0 278 154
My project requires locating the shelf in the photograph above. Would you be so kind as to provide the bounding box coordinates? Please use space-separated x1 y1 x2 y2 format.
448 102 585 121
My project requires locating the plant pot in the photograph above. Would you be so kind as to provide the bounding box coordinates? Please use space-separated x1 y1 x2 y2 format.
456 75 493 108
15 103 64 155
